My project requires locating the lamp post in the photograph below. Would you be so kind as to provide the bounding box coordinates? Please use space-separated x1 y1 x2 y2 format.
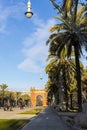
25 0 33 18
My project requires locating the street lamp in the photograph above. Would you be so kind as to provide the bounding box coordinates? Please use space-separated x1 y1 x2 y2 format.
40 73 43 80
25 0 33 18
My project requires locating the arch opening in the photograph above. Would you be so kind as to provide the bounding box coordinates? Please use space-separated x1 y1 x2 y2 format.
36 95 43 106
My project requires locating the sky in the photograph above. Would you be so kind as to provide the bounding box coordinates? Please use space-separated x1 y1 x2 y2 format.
0 0 57 92
0 0 87 92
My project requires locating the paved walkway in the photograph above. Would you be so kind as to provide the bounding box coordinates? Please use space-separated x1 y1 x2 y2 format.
21 107 70 130
0 107 36 119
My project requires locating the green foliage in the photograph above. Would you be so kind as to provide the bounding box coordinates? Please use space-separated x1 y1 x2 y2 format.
0 83 8 91
19 107 45 115
45 0 87 111
82 68 87 86
0 119 29 130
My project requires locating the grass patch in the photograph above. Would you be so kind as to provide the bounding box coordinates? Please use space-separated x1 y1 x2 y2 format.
0 119 29 130
19 107 46 115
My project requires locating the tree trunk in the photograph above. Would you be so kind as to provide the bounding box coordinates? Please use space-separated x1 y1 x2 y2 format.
74 45 82 112
2 89 4 107
86 89 87 99
63 68 68 111
70 93 73 109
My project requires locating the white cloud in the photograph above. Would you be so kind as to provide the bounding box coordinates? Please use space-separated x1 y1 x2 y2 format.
0 2 25 33
18 16 56 73
18 58 40 73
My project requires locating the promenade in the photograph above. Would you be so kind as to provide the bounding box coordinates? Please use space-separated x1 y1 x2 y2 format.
0 107 36 119
21 107 70 130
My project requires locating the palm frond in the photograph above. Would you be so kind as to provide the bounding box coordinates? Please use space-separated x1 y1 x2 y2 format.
49 23 67 32
63 0 73 12
46 54 58 61
79 17 87 25
46 33 57 45
76 5 87 22
50 0 62 14
57 43 66 57
60 46 67 59
54 16 72 30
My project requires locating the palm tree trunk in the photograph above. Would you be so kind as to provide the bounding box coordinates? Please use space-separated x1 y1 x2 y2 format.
63 69 68 111
73 0 82 112
70 93 73 109
74 44 82 112
86 89 87 99
2 89 4 107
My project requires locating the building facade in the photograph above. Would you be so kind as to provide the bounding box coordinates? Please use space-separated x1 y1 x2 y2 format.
30 88 47 107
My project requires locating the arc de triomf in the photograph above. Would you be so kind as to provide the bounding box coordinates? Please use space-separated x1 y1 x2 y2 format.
30 88 47 107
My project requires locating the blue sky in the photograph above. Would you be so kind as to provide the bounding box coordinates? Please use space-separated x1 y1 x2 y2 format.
0 0 57 92
0 0 87 92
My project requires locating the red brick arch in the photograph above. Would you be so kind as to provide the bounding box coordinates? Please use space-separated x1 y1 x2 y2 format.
30 88 47 107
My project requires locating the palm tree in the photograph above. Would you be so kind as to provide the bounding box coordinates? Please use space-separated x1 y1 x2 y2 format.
69 72 77 109
0 83 8 107
21 94 30 106
47 1 87 111
46 46 77 110
15 92 21 106
82 67 87 100
45 79 58 105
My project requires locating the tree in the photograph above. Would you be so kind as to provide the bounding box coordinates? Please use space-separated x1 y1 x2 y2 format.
45 79 58 105
15 92 21 106
0 83 8 106
21 94 30 106
46 45 77 110
82 67 87 100
47 1 87 111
